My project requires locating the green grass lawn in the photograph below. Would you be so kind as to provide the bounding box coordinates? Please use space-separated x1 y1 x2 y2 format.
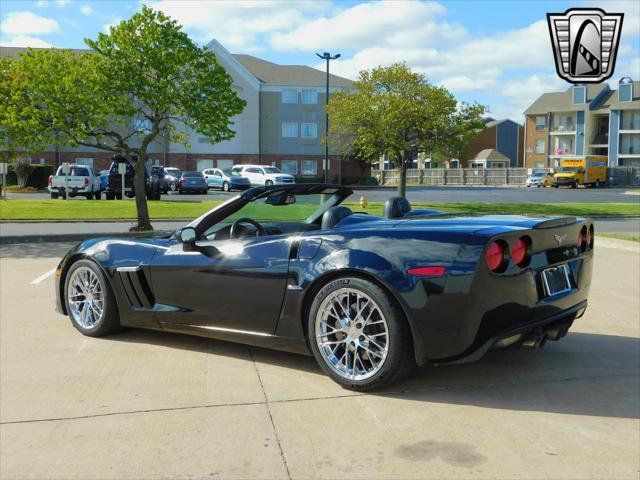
0 199 639 221
597 233 640 243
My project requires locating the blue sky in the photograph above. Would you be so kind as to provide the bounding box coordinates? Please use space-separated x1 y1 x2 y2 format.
1 0 639 121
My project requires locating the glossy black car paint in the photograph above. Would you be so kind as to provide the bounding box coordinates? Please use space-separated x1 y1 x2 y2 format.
55 185 593 366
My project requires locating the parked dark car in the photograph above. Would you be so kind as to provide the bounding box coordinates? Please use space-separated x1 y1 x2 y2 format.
164 167 182 191
178 171 208 194
151 166 173 194
105 155 161 200
55 184 594 391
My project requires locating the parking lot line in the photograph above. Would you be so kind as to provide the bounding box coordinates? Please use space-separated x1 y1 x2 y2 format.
29 268 56 285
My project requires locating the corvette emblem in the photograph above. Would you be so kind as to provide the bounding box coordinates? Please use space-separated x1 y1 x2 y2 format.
554 234 567 246
547 8 623 83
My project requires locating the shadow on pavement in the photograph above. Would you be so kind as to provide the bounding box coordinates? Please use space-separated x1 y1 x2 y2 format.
106 327 639 419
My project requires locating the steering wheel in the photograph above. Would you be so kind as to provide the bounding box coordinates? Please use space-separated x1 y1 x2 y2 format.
230 218 265 239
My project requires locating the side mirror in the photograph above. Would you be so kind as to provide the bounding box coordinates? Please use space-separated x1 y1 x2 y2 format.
179 227 197 244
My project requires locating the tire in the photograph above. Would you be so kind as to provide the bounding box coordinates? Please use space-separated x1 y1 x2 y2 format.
222 182 230 192
116 192 123 200
94 191 102 200
265 180 274 186
106 192 115 200
86 192 93 200
572 180 579 189
50 192 58 199
169 181 177 192
307 276 414 391
64 259 121 337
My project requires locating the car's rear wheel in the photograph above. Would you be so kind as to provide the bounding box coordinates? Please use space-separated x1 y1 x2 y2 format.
308 277 413 391
64 259 120 337
223 182 230 192
51 192 58 199
94 191 102 200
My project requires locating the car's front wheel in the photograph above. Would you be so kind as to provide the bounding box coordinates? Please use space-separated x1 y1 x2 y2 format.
64 259 120 337
265 180 274 186
308 277 413 391
223 182 230 192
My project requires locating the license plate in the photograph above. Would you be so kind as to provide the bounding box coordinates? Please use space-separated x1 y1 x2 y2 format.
542 264 572 296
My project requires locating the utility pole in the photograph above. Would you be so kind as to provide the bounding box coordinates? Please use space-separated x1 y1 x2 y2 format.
316 52 340 183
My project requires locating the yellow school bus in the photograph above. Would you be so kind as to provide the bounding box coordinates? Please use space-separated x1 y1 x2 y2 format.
553 156 607 188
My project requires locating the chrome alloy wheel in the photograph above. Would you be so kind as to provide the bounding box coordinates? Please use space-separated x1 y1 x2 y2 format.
67 266 104 329
315 288 389 380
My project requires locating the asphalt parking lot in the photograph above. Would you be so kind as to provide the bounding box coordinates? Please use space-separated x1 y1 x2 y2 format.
1 240 639 479
7 185 640 204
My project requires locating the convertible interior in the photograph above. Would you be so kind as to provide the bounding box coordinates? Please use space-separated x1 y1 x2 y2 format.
196 187 444 241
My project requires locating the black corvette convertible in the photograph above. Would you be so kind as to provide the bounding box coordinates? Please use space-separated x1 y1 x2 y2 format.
55 184 593 390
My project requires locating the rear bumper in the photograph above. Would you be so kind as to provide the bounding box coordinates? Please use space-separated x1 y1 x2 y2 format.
180 184 207 191
434 300 587 365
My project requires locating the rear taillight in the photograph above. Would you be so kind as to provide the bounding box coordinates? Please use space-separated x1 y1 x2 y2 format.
48 176 52 185
511 237 530 267
588 224 594 249
485 241 506 272
84 178 89 186
578 227 587 251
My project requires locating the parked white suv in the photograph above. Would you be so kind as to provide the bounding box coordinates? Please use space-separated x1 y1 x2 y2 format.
232 164 295 186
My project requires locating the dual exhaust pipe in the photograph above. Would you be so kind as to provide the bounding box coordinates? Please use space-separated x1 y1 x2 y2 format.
521 323 570 349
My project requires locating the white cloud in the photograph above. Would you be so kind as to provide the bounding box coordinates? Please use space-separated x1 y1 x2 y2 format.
55 0 71 6
102 19 121 33
35 0 48 7
80 5 93 16
148 0 330 52
272 1 465 51
0 11 60 36
0 35 52 48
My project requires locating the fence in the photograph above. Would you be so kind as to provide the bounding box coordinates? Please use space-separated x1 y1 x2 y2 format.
373 167 640 187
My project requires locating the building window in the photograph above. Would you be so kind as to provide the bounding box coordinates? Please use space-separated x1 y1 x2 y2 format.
282 89 298 104
217 159 234 170
619 133 640 155
535 161 545 169
552 136 574 155
75 157 94 167
535 116 546 131
552 114 575 132
281 122 298 138
535 139 545 154
301 160 317 176
572 85 586 104
619 83 633 102
620 110 640 130
281 160 298 175
301 90 317 104
301 122 317 138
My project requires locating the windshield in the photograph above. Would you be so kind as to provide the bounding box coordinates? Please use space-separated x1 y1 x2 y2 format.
531 173 545 178
58 166 90 176
165 168 182 176
183 171 203 178
263 167 281 174
201 191 344 239
559 167 581 173
223 169 242 177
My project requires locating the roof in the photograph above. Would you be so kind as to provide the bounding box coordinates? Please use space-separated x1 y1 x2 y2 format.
1 46 354 89
524 84 608 115
591 81 640 111
233 54 354 87
472 149 511 161
484 119 523 128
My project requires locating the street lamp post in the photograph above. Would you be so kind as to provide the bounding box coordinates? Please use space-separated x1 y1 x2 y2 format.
316 52 340 183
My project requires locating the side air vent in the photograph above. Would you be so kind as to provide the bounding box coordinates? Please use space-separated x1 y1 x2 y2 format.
116 267 155 309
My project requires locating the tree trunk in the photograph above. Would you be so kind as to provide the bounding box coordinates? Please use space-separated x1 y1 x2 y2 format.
131 153 153 232
397 153 407 198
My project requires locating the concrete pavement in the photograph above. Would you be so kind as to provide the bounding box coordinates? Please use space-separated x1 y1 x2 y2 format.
0 240 638 479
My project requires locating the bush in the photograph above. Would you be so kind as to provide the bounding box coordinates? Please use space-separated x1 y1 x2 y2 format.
341 176 378 186
3 164 54 189
11 156 34 188
295 176 325 184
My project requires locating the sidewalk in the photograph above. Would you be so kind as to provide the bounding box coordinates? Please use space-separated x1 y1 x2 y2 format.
0 220 185 244
1 217 638 244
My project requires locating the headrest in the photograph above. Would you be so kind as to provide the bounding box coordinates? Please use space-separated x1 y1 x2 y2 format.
321 206 353 230
383 196 411 219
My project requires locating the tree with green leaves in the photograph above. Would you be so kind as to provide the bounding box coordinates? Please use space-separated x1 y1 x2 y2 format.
326 63 486 197
0 6 246 230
